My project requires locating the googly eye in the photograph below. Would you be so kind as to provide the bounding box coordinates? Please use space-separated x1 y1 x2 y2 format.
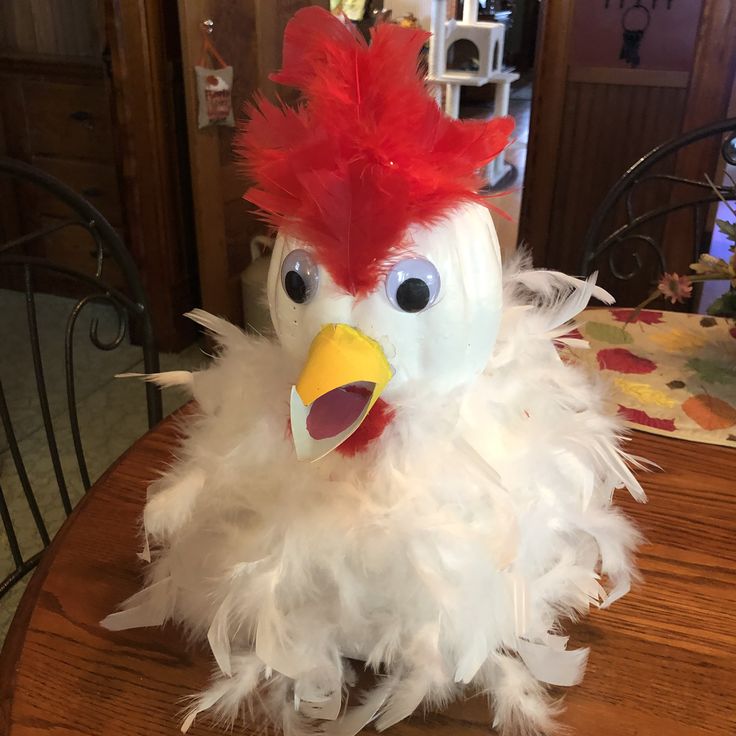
385 258 441 313
281 249 319 304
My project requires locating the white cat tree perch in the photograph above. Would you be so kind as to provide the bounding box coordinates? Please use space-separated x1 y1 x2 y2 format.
428 0 519 187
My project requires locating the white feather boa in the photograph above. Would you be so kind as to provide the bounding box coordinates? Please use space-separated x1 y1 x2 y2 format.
103 255 645 736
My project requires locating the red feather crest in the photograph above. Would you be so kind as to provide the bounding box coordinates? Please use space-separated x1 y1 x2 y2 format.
236 6 513 296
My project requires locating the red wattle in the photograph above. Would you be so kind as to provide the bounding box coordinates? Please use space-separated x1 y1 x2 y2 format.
337 398 395 457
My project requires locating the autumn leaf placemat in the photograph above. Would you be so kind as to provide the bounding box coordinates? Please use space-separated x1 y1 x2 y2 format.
572 308 736 447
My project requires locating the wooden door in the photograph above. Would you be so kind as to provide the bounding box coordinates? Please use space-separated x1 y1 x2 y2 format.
105 0 199 350
520 0 736 305
177 0 328 326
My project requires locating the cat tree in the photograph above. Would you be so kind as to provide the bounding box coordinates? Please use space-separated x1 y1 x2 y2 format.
428 0 518 187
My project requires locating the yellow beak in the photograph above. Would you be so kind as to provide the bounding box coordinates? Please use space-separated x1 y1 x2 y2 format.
290 324 393 461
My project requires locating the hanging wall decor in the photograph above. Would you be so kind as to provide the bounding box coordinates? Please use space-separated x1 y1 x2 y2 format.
605 0 673 7
605 0 674 69
195 19 235 129
619 1 650 67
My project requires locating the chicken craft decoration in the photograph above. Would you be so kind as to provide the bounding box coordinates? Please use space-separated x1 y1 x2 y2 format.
103 7 645 736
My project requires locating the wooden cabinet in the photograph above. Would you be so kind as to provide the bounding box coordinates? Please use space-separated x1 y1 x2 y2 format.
23 78 116 161
0 48 131 293
0 0 198 350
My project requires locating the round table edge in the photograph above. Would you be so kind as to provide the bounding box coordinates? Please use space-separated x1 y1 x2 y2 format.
0 410 182 730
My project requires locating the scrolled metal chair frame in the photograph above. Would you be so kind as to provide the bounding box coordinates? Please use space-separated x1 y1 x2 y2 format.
580 118 736 283
0 157 162 598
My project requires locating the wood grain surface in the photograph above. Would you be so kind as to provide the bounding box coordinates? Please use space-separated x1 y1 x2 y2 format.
1 411 734 735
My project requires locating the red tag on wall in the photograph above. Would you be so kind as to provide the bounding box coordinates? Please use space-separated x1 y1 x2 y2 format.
195 21 234 129
196 66 234 128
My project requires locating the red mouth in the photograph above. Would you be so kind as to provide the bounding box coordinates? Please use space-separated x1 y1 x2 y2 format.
306 382 373 440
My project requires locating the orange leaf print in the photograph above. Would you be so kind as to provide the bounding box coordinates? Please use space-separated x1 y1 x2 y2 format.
681 394 736 431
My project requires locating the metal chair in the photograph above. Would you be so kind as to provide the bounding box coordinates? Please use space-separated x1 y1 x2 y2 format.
580 118 736 300
0 157 162 598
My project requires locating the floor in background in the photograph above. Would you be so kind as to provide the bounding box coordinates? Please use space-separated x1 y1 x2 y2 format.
0 290 208 643
460 76 532 258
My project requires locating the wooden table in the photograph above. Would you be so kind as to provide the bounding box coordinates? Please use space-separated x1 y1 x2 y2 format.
1 413 735 736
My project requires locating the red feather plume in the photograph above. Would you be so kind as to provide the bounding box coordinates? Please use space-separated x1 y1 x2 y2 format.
236 6 513 296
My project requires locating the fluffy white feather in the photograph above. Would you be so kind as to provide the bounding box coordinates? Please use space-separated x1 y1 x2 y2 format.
104 254 644 736
116 371 195 389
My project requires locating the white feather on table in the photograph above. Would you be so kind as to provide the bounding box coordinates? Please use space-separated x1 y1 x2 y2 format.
103 253 644 736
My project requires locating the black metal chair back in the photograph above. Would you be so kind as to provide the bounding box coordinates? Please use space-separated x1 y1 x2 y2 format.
580 118 736 301
0 157 162 598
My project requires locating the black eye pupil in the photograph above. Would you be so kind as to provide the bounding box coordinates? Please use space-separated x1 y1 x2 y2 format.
284 270 307 303
396 277 430 312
